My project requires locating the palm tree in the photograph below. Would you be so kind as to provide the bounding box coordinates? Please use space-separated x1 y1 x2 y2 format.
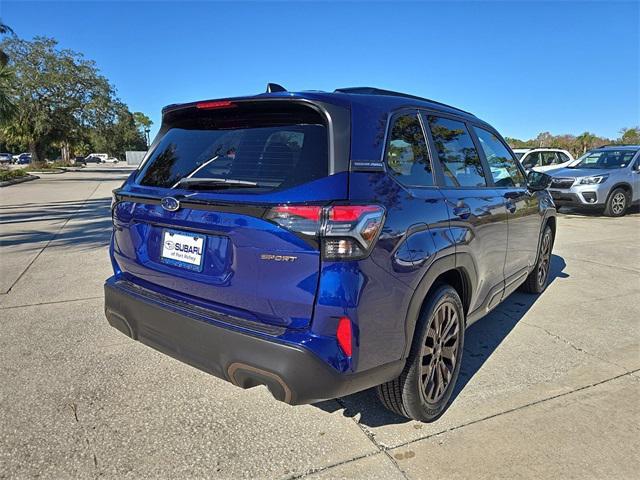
0 64 15 122
0 23 15 66
576 132 597 155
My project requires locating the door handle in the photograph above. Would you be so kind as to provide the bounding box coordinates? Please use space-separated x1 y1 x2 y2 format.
452 205 471 219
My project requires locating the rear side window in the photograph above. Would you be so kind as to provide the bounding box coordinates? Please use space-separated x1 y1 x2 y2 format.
473 127 526 187
557 152 570 163
426 116 486 187
137 104 328 191
522 152 541 169
540 152 558 166
385 113 434 187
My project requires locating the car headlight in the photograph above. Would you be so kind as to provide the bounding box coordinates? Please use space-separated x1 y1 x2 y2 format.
579 174 608 185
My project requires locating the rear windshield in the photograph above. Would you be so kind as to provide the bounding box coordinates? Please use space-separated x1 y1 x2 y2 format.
136 103 328 191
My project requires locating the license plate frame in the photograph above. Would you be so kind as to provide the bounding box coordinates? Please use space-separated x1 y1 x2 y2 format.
160 228 206 272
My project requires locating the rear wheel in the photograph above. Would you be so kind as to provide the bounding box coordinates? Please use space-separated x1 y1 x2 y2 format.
603 188 629 217
376 285 464 422
520 224 553 294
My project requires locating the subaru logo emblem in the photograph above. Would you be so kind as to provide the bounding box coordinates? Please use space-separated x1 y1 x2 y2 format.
161 197 180 212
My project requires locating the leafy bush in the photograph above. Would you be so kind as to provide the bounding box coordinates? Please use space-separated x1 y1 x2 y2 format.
0 168 27 182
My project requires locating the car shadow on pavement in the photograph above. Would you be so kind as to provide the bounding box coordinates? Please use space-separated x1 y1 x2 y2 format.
314 254 568 428
0 197 113 251
558 205 640 217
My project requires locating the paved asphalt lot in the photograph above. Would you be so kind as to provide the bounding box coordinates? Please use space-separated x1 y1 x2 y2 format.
1 168 639 479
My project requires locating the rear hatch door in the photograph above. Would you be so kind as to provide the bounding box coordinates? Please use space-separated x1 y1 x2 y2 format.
112 99 349 330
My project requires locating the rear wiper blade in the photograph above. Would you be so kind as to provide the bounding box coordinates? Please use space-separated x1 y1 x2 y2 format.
173 177 262 189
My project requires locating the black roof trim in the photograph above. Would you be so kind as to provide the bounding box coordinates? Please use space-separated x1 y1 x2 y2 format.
596 144 640 149
334 87 475 116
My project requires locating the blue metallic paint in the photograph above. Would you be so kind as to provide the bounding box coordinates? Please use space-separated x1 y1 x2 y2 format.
107 89 556 395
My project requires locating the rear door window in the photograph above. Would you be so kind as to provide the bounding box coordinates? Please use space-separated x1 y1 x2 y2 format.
426 116 486 187
473 127 526 187
385 113 434 187
137 104 328 191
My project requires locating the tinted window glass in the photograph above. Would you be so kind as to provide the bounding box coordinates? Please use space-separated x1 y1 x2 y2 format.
427 116 486 187
573 150 637 169
474 127 526 187
521 152 540 169
385 114 433 186
137 107 327 191
557 152 570 163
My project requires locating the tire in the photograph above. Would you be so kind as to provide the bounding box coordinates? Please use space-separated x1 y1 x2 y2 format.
520 224 553 294
603 188 629 217
376 285 465 422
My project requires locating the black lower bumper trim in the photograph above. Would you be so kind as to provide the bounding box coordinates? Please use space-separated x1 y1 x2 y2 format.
104 279 403 405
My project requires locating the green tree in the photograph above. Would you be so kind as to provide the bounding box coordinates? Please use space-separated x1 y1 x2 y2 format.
0 64 15 124
0 36 117 165
619 127 640 145
576 132 598 155
90 103 147 159
133 111 153 146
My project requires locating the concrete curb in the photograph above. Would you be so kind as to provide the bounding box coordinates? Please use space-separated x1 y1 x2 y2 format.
0 174 40 188
26 168 66 175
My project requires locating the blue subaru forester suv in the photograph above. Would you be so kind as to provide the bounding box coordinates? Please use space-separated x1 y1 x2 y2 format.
106 85 556 421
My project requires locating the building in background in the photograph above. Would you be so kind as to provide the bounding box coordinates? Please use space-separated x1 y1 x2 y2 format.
126 151 146 166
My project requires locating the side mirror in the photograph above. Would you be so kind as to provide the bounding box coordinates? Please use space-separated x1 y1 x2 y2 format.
527 171 552 191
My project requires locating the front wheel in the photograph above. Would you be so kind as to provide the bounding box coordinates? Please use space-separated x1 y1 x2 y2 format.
603 188 629 217
376 285 465 422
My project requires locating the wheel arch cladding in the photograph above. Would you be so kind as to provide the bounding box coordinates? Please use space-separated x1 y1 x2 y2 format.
402 254 473 358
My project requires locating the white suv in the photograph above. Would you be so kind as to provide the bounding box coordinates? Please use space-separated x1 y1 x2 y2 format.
513 148 575 172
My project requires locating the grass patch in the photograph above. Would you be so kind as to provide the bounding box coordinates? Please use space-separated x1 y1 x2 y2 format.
0 168 28 182
27 161 72 170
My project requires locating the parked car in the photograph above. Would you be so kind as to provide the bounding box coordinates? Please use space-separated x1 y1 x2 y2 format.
513 148 575 172
84 155 103 164
14 153 32 165
546 145 640 216
0 153 12 165
73 156 87 166
104 157 120 163
86 153 109 162
105 85 556 422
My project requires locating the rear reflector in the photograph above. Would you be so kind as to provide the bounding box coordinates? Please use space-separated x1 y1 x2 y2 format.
196 100 237 110
336 317 353 356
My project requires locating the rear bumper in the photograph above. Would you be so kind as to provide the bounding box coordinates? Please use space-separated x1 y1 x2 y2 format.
104 277 402 405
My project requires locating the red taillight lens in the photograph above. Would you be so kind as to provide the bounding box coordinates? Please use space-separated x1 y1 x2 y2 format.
329 205 380 222
336 317 353 356
265 205 323 235
196 100 237 110
265 204 385 260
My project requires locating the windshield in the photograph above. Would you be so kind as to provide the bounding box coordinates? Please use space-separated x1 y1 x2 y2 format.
137 105 328 191
571 150 637 169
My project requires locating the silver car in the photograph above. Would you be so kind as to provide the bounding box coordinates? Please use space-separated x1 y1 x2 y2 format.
546 145 640 217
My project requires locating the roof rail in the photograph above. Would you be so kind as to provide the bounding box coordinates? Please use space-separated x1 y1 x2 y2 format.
596 144 640 148
334 87 475 116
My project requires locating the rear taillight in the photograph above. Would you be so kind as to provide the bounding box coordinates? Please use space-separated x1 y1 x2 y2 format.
265 204 385 260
